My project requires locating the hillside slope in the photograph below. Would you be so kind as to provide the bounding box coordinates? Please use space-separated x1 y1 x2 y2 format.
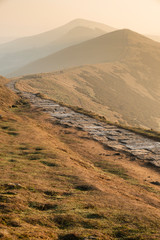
0 19 115 76
1 78 160 239
0 76 18 110
13 29 160 76
0 19 115 53
14 29 160 130
1 26 106 76
3 77 160 240
12 28 128 76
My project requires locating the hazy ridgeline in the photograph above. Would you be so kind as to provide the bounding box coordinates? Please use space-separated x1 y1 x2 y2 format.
9 23 160 131
1 19 160 130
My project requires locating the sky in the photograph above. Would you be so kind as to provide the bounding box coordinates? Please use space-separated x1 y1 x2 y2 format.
0 0 160 41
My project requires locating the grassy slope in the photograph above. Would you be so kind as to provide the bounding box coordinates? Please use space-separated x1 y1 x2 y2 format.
15 60 160 130
13 29 160 130
1 80 160 239
0 76 18 113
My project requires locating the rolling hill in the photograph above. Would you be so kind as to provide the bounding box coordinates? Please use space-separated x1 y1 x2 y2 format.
0 18 115 53
13 29 160 130
12 28 129 76
13 29 160 77
0 19 116 76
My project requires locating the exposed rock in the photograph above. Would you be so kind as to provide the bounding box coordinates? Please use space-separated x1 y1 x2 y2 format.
6 82 160 169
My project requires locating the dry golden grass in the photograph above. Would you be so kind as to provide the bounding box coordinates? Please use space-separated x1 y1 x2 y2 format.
0 77 18 109
0 82 160 239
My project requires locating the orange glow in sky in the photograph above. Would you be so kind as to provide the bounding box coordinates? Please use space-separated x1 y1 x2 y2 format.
0 0 160 38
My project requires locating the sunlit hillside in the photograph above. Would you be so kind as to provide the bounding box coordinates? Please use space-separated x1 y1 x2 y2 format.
0 77 160 239
0 76 18 110
13 29 160 130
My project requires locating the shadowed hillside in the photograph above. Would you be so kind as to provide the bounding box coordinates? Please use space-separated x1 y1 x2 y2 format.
12 29 160 77
0 19 116 76
0 18 115 53
13 29 160 130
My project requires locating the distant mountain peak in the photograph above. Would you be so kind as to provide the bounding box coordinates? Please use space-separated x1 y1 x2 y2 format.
68 18 89 23
68 18 101 24
104 28 158 44
66 18 116 32
13 25 160 77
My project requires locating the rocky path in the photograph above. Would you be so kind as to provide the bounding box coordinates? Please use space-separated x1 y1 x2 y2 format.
7 80 160 168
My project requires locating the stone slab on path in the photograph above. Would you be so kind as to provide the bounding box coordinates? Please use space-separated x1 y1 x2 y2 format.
6 82 160 168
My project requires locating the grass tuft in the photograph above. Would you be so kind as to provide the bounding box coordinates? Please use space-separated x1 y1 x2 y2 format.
29 201 58 211
58 234 82 240
54 214 78 229
75 184 97 191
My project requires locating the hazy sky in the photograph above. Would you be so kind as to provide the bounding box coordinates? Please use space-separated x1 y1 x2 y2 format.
0 0 160 39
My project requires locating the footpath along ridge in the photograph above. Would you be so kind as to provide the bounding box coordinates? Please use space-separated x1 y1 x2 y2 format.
7 80 160 169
